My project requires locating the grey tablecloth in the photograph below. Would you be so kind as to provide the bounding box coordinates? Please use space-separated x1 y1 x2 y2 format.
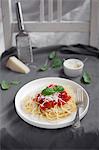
0 45 99 150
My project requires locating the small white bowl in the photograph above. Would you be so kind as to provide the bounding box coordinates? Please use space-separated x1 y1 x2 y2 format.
63 59 84 77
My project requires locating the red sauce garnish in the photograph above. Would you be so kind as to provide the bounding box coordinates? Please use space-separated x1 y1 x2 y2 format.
35 85 71 110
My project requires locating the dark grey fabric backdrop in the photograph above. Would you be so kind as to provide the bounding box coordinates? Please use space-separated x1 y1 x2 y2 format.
0 45 99 149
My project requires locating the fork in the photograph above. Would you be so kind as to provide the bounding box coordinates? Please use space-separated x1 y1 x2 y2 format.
72 88 83 128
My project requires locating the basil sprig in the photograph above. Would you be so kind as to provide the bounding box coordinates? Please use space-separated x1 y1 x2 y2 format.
39 65 48 71
0 80 20 90
39 51 62 71
48 51 56 59
81 71 91 84
1 80 10 90
53 85 64 92
51 57 62 68
42 85 64 96
11 81 21 85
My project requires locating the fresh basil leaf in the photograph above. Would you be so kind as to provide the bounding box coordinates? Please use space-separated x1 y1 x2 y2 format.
82 71 91 84
48 51 56 59
39 65 48 71
0 80 10 90
51 57 62 68
42 87 55 96
42 85 64 96
53 85 64 92
11 81 21 85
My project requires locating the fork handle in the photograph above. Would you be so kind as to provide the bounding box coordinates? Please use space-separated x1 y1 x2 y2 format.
72 105 81 128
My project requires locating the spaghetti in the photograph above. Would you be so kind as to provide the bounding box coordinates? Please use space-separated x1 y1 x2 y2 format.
22 84 77 121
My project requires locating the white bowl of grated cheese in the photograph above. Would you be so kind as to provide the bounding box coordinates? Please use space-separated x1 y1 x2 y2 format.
63 59 84 77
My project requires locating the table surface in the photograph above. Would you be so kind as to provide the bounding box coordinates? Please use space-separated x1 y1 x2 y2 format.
0 46 99 149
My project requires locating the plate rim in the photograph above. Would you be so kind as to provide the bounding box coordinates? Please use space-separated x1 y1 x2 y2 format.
15 77 89 129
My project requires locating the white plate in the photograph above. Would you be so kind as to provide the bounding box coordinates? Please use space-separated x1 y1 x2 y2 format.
15 77 89 129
